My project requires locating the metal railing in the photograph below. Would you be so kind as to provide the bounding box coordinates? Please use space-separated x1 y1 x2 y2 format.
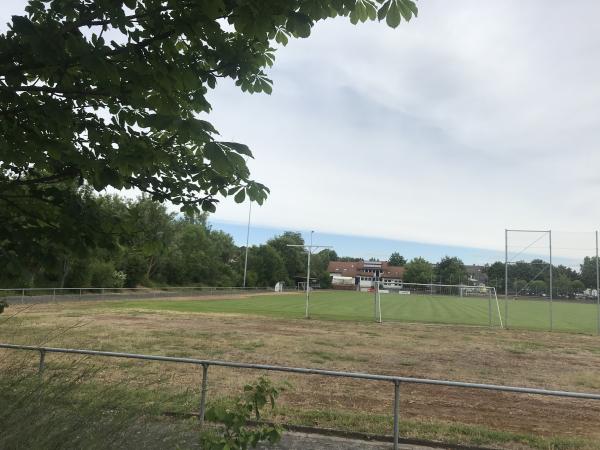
0 286 271 305
2 343 600 449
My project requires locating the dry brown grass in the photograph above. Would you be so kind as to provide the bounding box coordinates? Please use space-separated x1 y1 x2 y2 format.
2 301 600 448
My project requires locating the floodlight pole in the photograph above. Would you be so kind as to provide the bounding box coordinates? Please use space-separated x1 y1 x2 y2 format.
549 230 553 331
596 230 600 335
242 201 252 288
504 229 508 329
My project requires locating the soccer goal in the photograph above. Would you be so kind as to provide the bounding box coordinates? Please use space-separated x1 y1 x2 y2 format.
382 282 504 328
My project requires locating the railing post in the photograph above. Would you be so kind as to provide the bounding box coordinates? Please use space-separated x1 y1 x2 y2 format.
393 380 400 450
21 288 25 305
79 288 82 301
199 363 209 426
38 349 46 375
52 288 56 303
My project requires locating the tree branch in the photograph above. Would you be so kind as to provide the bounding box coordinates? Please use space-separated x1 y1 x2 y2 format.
0 170 77 189
0 85 110 97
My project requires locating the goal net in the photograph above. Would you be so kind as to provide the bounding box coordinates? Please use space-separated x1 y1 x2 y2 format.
380 282 504 328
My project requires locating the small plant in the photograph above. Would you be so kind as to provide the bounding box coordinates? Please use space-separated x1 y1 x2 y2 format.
0 299 7 314
201 377 283 450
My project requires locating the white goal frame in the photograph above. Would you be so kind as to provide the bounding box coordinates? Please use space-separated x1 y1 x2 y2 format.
380 282 503 328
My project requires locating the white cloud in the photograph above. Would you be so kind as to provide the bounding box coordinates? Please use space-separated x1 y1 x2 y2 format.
205 1 600 256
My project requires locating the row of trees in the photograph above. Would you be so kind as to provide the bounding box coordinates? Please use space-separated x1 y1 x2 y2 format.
1 194 236 288
380 255 598 297
402 256 468 285
3 187 598 294
0 192 335 289
244 232 334 288
485 259 598 295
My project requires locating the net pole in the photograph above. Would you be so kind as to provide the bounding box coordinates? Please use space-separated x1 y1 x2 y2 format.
494 287 503 328
549 230 553 332
373 273 377 322
596 230 600 335
305 232 313 319
488 290 492 327
374 270 382 323
378 284 382 323
505 229 509 329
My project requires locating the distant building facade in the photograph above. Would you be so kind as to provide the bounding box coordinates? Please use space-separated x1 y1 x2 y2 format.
328 260 404 290
465 265 488 285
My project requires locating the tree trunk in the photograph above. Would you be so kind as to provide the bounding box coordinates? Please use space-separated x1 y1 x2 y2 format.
60 257 70 288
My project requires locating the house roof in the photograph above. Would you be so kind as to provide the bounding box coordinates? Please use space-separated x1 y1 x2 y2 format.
327 261 405 279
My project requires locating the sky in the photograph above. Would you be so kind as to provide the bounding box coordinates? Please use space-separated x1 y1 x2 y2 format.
2 1 600 265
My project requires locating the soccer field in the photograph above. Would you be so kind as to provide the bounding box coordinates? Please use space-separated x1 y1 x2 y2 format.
110 290 600 334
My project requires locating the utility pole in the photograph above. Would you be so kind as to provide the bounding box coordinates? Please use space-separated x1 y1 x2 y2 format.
287 231 332 319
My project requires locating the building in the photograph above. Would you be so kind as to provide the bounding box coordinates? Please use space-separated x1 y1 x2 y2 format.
465 265 488 285
328 260 404 290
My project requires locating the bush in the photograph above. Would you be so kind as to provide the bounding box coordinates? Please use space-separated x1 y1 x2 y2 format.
112 270 127 288
201 377 283 449
64 259 93 287
0 299 7 314
90 261 114 287
121 253 148 287
89 261 125 288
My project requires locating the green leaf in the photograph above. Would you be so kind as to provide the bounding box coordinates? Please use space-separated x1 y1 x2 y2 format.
10 16 36 35
398 0 413 21
259 78 273 94
378 1 390 21
287 12 312 38
201 202 217 213
275 29 288 45
234 189 246 203
219 142 253 157
386 1 401 28
366 1 377 21
405 0 419 16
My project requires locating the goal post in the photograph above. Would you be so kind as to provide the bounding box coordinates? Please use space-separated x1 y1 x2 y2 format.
381 282 504 328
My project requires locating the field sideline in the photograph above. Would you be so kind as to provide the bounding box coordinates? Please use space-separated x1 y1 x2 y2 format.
107 290 599 334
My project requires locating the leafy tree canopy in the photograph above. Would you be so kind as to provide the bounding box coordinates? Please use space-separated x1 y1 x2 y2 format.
580 256 599 288
403 257 432 284
319 248 338 262
435 255 467 285
267 231 305 280
0 0 417 251
529 279 547 295
388 251 406 266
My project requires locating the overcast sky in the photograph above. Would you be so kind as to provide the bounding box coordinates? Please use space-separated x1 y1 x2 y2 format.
2 1 600 261
203 1 600 256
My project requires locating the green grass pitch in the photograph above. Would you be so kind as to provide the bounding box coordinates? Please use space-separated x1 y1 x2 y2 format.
109 290 600 334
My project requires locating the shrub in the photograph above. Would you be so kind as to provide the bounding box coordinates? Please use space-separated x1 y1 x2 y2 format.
64 259 93 287
89 261 116 287
121 253 148 287
201 377 283 449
